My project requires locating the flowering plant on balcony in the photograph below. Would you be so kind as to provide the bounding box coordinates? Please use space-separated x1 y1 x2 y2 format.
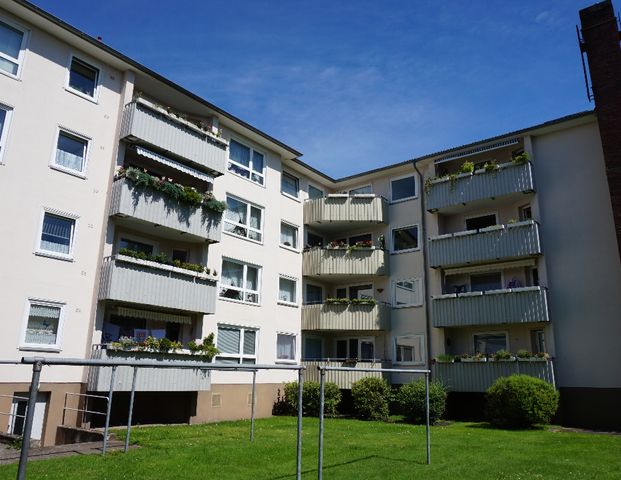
117 247 217 277
326 240 348 249
186 333 219 361
109 336 182 353
492 350 515 362
325 297 350 305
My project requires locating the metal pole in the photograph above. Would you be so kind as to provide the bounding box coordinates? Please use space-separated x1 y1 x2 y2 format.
250 370 257 442
295 368 304 480
124 367 138 453
317 368 326 480
102 366 117 455
425 372 431 465
16 360 42 480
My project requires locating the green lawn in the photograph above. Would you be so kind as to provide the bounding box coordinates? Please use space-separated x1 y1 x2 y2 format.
1 417 619 479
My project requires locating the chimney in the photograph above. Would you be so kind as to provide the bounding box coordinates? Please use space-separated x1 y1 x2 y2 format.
579 1 621 259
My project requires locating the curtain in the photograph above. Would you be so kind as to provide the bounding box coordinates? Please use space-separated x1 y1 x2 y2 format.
277 335 295 360
252 151 264 173
245 266 258 291
249 206 261 229
279 278 295 302
55 133 85 171
217 327 240 354
41 214 73 254
25 305 60 345
225 197 247 224
221 261 243 287
280 224 297 247
229 140 250 167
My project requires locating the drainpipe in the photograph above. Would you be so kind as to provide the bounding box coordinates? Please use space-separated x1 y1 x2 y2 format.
413 161 433 377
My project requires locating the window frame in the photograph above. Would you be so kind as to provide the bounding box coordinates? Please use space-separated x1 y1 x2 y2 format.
216 324 259 364
391 224 420 253
35 208 79 261
19 298 66 352
223 194 264 244
0 103 13 164
392 277 423 308
0 16 29 80
278 275 298 307
218 258 262 305
472 331 509 355
390 174 418 203
335 336 376 360
64 54 102 103
281 170 300 200
50 127 91 178
227 137 266 186
393 334 425 365
276 332 297 363
280 221 300 252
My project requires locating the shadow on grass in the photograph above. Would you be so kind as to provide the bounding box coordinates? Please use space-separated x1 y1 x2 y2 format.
465 422 546 431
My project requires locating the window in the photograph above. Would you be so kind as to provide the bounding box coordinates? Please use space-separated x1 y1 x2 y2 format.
333 233 372 247
392 225 419 252
22 300 64 350
219 259 261 304
349 185 372 195
281 171 299 198
53 130 88 175
474 333 507 355
465 214 497 230
0 19 26 77
224 195 263 242
305 284 323 304
306 231 323 248
519 205 533 221
280 222 299 249
228 139 265 185
119 238 154 255
531 329 546 354
172 249 188 263
336 337 374 360
336 284 372 301
470 272 502 292
67 57 99 99
393 278 422 307
304 337 323 360
391 175 417 202
308 184 324 200
277 333 296 362
217 325 257 364
0 104 12 163
394 335 425 364
278 276 297 305
39 211 76 258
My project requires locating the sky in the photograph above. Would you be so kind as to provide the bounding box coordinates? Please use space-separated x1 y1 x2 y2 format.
32 0 596 178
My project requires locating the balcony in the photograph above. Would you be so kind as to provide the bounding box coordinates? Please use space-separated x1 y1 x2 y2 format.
119 98 227 176
302 248 389 281
87 346 211 392
429 221 541 268
304 195 388 231
302 303 390 331
432 287 549 328
433 360 555 392
302 360 391 389
426 162 534 213
109 178 222 242
99 255 217 314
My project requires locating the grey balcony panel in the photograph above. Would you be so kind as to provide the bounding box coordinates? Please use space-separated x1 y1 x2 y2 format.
304 196 389 225
429 221 541 268
302 303 390 331
302 249 389 277
120 101 226 176
99 256 217 314
433 360 555 392
432 287 549 328
109 178 222 242
426 162 535 211
303 360 392 389
88 348 211 392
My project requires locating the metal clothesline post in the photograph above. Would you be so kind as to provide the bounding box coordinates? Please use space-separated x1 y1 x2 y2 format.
16 360 42 480
250 370 257 442
102 366 117 455
125 366 139 453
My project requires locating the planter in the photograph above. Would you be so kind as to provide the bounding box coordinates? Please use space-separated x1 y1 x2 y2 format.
460 357 487 363
517 357 549 362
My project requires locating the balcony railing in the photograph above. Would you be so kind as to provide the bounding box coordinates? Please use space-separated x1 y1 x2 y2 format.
302 303 390 331
99 255 217 314
304 195 389 226
109 178 222 242
302 360 391 389
426 161 534 212
87 346 211 392
302 248 389 278
428 220 541 268
432 286 549 328
120 99 227 176
433 360 555 392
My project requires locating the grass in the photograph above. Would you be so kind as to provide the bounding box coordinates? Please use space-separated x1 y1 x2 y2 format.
0 417 619 479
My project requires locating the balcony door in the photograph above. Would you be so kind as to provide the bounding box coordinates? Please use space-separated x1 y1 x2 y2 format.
336 337 374 360
304 337 323 360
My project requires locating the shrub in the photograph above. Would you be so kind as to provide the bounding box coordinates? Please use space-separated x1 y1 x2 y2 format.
396 379 447 424
280 381 341 416
486 375 559 428
351 377 391 421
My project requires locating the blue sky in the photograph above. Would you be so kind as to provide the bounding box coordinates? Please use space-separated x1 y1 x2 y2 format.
33 0 595 177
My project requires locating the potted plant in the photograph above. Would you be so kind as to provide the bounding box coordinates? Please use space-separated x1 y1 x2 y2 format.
492 349 515 362
512 151 530 164
435 354 455 364
460 161 475 174
516 349 533 361
534 352 550 361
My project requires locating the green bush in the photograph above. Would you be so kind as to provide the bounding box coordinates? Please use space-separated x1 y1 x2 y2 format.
280 381 341 416
351 377 391 421
486 375 559 428
396 379 447 424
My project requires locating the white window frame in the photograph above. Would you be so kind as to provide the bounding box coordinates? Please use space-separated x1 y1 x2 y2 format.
389 174 418 203
227 137 266 186
348 184 372 195
50 127 91 178
276 332 297 363
216 324 259 364
35 207 79 261
391 224 420 253
223 194 264 244
472 331 509 355
281 170 300 201
278 275 298 307
219 258 262 305
19 298 66 352
393 334 425 365
0 16 29 80
280 221 300 252
0 103 13 164
64 54 102 103
334 282 374 300
464 212 498 231
307 183 324 200
335 336 376 360
392 278 423 308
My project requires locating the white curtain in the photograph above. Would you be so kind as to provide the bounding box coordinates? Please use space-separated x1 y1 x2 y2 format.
245 266 258 291
25 304 60 345
279 278 295 302
222 261 243 287
280 223 297 247
40 214 73 254
277 335 295 360
229 140 250 167
55 133 85 172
